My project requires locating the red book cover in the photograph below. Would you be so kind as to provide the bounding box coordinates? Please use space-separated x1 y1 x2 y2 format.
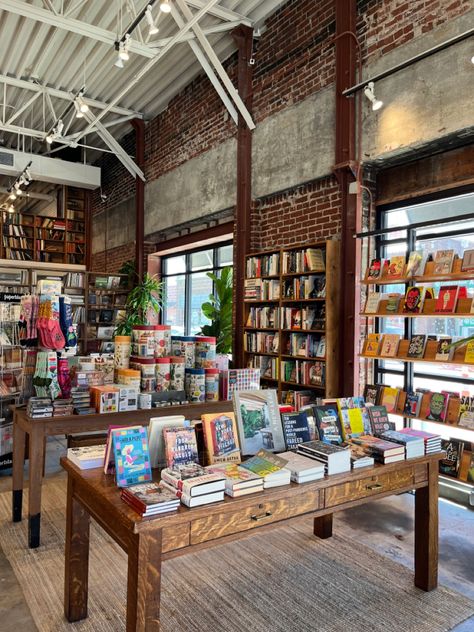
435 286 459 313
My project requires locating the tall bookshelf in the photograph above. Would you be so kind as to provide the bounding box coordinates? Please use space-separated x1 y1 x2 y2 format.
84 272 129 353
243 240 340 406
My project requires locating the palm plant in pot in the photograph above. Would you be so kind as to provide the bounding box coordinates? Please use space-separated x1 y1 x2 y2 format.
198 266 233 357
114 272 165 336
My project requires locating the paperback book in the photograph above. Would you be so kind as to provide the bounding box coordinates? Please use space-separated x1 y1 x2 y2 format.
435 286 459 313
363 334 382 357
366 258 384 281
435 338 452 362
365 293 381 314
278 450 325 482
403 286 424 314
281 410 312 450
405 251 423 277
379 334 400 357
367 406 393 436
163 426 199 469
433 250 454 275
313 404 344 444
439 439 464 477
206 463 263 496
387 256 405 279
111 426 152 487
407 334 427 359
201 412 241 465
160 463 226 496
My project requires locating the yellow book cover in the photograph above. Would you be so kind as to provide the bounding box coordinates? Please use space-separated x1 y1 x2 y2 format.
380 387 399 414
363 333 381 357
201 412 241 465
347 408 364 436
464 341 474 364
387 256 405 278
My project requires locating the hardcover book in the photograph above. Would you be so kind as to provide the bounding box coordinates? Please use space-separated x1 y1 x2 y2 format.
201 412 241 465
435 286 459 313
461 249 474 272
405 251 423 277
111 426 152 488
363 384 380 405
368 406 393 436
385 293 402 313
366 258 384 281
147 415 186 468
403 392 422 417
121 482 180 515
313 404 344 444
346 408 365 438
233 389 286 455
281 411 312 450
379 386 399 414
240 449 289 477
160 463 226 496
402 286 424 314
435 337 452 362
439 439 464 477
422 392 448 422
387 256 405 279
364 293 381 314
407 334 427 359
351 434 405 457
433 250 454 275
206 463 263 493
464 341 474 364
363 334 382 357
163 426 199 469
379 334 400 357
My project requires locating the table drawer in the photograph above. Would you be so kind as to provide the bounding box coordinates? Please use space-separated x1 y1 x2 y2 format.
325 466 415 508
190 490 321 545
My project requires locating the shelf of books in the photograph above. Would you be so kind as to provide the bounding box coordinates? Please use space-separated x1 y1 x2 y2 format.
359 244 474 493
84 272 129 353
243 240 339 408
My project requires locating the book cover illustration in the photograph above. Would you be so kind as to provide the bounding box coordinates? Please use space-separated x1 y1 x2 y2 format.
461 249 474 272
387 256 405 278
435 338 452 362
433 250 454 275
459 396 474 430
240 449 288 477
403 286 424 314
379 334 400 358
163 427 199 469
112 426 152 488
364 293 381 314
201 413 241 465
363 384 379 405
435 286 459 313
407 334 427 359
124 482 179 507
406 251 423 277
404 392 422 417
423 392 448 422
368 406 392 436
233 390 286 455
313 404 343 444
439 439 464 477
346 408 365 438
367 259 384 280
363 334 381 357
464 341 474 364
385 293 402 313
380 386 399 414
281 411 312 450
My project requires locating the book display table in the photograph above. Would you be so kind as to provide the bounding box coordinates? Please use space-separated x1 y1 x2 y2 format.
11 401 231 548
61 453 442 632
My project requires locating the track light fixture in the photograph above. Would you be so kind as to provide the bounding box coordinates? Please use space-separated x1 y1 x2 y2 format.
364 81 383 111
74 95 89 118
45 119 64 144
145 5 159 35
160 0 171 13
114 34 131 68
6 161 33 204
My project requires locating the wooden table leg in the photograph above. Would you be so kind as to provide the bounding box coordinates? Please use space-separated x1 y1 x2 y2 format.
314 513 333 539
12 419 26 523
28 425 45 548
64 477 90 622
127 530 162 631
414 462 439 591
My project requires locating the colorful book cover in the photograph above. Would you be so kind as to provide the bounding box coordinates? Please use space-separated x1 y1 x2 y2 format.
435 286 459 313
240 449 288 477
422 392 448 422
405 251 423 277
433 250 454 275
281 411 312 450
458 396 474 430
407 334 427 359
233 389 286 455
364 293 381 314
435 338 452 361
163 426 199 469
464 341 474 364
402 286 424 314
364 334 381 357
461 249 474 272
368 406 393 436
111 426 152 488
363 384 380 405
380 386 399 414
387 256 405 278
439 439 464 477
346 408 365 438
379 334 400 357
403 392 422 417
313 404 343 444
366 259 384 281
385 293 402 313
201 412 241 465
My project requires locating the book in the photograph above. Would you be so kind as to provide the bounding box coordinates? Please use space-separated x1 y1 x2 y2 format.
160 463 226 496
402 286 424 314
405 251 423 277
407 334 427 359
296 440 351 475
111 426 152 487
464 340 474 364
344 442 375 469
439 439 464 477
67 445 106 470
461 249 474 272
281 410 312 450
240 449 291 488
147 415 187 469
364 293 381 314
422 392 448 422
363 384 380 405
433 250 454 275
345 408 365 438
278 451 325 482
403 391 423 417
178 490 225 507
366 258 384 281
363 334 381 357
206 463 263 496
385 293 402 313
379 334 400 357
468 453 474 484
163 426 199 469
379 386 399 414
313 404 344 444
387 256 405 279
435 286 459 313
120 482 180 516
367 406 393 436
350 435 405 463
400 428 441 453
233 389 286 455
380 430 425 459
201 412 241 465
458 396 474 430
435 337 452 362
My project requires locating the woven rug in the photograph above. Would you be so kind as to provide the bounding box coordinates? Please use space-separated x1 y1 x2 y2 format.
0 479 473 632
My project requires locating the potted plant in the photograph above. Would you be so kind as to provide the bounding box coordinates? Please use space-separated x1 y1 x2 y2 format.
198 266 233 357
114 272 165 336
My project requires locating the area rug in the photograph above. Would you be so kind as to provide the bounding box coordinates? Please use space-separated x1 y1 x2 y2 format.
0 479 473 632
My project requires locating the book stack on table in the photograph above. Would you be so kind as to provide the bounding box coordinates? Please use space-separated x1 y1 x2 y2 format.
296 441 351 475
67 445 106 470
351 435 405 464
160 464 226 507
278 451 325 483
121 482 180 517
397 428 442 454
71 386 94 415
344 443 374 469
27 397 53 418
380 430 425 459
239 450 291 489
53 398 73 417
206 463 264 497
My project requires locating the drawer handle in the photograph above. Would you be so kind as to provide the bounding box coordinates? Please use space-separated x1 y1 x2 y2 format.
250 511 272 522
366 483 383 491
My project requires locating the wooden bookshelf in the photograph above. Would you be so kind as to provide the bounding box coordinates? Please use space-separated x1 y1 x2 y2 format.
361 296 474 318
361 258 474 285
243 240 340 404
84 272 129 352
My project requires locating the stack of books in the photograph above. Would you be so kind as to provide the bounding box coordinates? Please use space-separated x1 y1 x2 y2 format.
206 463 264 497
160 463 226 507
71 387 94 414
27 397 53 418
380 429 425 459
398 428 442 454
351 435 405 464
240 450 291 488
345 443 374 469
53 398 73 416
121 482 180 517
296 441 351 475
279 451 325 483
67 444 106 470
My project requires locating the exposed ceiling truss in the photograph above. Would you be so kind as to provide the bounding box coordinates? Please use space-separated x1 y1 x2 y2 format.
0 0 261 182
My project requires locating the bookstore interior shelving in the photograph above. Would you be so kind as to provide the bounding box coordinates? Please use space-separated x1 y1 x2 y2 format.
357 212 474 494
243 239 340 407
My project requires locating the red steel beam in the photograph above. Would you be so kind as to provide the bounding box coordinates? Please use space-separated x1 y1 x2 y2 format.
232 25 254 367
131 118 145 281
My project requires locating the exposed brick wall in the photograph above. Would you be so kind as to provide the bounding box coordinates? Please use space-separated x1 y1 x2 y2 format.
251 176 342 252
91 242 135 273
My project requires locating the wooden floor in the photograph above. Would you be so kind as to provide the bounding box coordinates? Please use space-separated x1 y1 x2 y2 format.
0 437 473 631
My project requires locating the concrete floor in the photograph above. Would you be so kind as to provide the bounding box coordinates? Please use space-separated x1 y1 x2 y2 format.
0 437 473 631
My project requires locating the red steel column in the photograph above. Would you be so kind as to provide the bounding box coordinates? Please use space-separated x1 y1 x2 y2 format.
232 25 254 367
334 0 359 394
131 118 145 282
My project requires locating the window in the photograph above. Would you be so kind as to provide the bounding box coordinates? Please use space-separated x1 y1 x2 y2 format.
376 191 474 439
161 242 233 336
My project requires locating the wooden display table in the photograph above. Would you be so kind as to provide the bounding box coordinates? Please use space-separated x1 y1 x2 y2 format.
62 453 442 632
11 401 231 548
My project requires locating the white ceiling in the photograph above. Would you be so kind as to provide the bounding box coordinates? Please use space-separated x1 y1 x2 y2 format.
0 0 285 167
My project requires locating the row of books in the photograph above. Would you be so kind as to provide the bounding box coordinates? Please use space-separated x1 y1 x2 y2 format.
281 359 325 386
2 223 28 237
286 333 326 358
246 253 280 278
248 355 279 380
244 331 279 354
246 306 280 329
65 272 85 288
244 278 280 300
282 248 325 274
3 247 32 261
363 383 474 431
2 236 31 250
362 333 474 362
282 275 326 300
364 285 470 315
365 248 474 281
281 305 325 330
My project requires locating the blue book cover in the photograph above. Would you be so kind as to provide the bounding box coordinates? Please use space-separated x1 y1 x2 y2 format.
112 426 152 487
281 411 311 450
